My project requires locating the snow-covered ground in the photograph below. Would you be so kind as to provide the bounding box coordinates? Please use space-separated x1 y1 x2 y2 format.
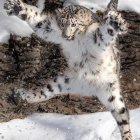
0 0 140 140
0 109 140 140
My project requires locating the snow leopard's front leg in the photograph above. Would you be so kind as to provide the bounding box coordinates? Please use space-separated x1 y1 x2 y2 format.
4 0 47 28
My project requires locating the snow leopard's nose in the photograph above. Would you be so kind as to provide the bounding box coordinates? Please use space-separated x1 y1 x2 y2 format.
62 34 74 41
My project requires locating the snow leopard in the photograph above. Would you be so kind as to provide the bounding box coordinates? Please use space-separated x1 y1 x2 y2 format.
4 0 132 140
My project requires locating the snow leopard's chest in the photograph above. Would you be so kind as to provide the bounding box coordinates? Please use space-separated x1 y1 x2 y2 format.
65 41 117 80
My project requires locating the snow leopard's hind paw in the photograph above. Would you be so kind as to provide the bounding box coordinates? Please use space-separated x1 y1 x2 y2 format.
4 0 24 16
122 131 133 140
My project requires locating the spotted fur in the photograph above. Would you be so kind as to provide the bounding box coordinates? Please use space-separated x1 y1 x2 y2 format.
4 0 132 140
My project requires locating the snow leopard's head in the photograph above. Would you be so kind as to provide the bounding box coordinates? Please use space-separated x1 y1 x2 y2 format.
57 15 86 40
56 5 101 40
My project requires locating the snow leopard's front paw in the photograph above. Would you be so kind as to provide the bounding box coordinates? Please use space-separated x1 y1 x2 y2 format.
108 11 128 33
4 0 24 16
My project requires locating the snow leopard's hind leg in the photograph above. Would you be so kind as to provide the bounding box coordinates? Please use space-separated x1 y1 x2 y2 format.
96 81 132 140
4 0 47 28
110 96 132 140
101 0 132 139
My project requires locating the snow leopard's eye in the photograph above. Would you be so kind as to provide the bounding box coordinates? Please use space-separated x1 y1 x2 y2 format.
61 23 65 28
71 23 76 27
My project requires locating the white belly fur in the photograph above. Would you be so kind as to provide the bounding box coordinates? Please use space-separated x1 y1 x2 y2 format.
38 23 119 97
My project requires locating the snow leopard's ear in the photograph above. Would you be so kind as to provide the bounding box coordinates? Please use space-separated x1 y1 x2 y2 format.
105 0 118 14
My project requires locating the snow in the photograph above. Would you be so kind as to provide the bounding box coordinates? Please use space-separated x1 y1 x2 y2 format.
0 109 140 140
0 0 140 140
0 14 33 43
66 0 140 14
